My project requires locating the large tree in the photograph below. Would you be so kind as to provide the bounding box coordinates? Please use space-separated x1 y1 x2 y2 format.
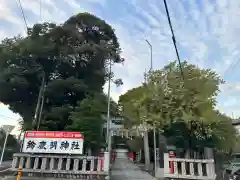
119 61 237 155
0 13 123 130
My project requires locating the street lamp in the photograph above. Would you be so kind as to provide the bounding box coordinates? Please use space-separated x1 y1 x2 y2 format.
145 39 157 176
145 39 153 70
142 39 153 171
0 125 15 166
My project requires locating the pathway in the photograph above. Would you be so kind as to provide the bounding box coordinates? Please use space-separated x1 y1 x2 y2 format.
111 158 157 180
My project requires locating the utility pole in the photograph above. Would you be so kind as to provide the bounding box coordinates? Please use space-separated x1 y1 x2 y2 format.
143 69 150 170
107 60 112 164
32 74 45 130
36 83 46 130
144 39 156 172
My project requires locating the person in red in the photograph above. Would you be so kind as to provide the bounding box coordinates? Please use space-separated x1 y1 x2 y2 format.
129 152 134 161
111 150 116 162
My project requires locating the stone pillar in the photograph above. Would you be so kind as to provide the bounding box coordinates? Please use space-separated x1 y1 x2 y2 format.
103 152 109 172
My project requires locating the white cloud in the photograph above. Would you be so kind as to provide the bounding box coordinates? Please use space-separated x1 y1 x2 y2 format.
1 0 240 118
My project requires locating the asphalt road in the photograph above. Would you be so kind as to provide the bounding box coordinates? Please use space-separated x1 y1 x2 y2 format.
0 161 12 171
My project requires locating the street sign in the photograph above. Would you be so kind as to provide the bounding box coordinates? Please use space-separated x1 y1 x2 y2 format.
22 131 84 154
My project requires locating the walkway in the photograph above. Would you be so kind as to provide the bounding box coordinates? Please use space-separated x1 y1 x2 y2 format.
111 158 157 180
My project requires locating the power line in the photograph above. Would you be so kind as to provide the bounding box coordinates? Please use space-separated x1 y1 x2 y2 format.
15 0 28 33
163 0 185 80
223 57 240 77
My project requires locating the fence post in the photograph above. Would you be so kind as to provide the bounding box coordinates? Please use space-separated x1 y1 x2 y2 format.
103 152 110 172
164 153 169 175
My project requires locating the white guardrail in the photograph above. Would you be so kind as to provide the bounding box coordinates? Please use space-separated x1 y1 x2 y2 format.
10 152 109 179
164 153 216 180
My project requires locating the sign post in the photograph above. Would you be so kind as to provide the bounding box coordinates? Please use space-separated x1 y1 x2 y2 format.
22 131 84 154
0 125 15 166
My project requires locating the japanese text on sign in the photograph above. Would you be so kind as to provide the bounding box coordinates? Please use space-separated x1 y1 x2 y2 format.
22 131 84 154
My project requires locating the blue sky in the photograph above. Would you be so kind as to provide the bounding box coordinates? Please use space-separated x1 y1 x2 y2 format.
1 0 240 131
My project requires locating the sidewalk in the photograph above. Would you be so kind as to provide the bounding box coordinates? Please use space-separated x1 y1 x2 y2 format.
111 158 157 180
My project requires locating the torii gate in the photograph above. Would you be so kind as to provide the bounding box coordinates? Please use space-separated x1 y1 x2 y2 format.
110 128 144 139
102 115 153 139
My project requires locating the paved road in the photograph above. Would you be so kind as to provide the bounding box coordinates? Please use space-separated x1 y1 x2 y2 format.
0 161 12 171
111 158 157 180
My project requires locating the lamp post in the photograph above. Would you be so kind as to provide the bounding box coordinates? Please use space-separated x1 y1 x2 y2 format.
145 39 153 70
0 125 15 166
145 39 157 176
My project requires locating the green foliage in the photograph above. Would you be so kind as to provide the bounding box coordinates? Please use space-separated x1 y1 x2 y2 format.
67 93 109 151
145 61 223 126
119 86 148 127
119 61 237 153
0 13 123 131
212 112 237 153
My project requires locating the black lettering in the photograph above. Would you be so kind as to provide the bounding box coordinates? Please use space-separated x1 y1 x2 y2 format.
38 141 47 150
50 141 57 149
60 141 69 150
71 141 80 150
26 140 36 149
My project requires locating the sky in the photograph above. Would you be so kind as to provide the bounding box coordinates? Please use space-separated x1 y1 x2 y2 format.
1 0 240 133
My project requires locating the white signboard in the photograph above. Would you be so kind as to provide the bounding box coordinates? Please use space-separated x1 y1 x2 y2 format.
22 131 84 154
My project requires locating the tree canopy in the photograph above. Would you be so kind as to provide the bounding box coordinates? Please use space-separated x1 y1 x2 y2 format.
67 93 108 151
0 13 123 130
119 61 237 153
0 13 124 151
